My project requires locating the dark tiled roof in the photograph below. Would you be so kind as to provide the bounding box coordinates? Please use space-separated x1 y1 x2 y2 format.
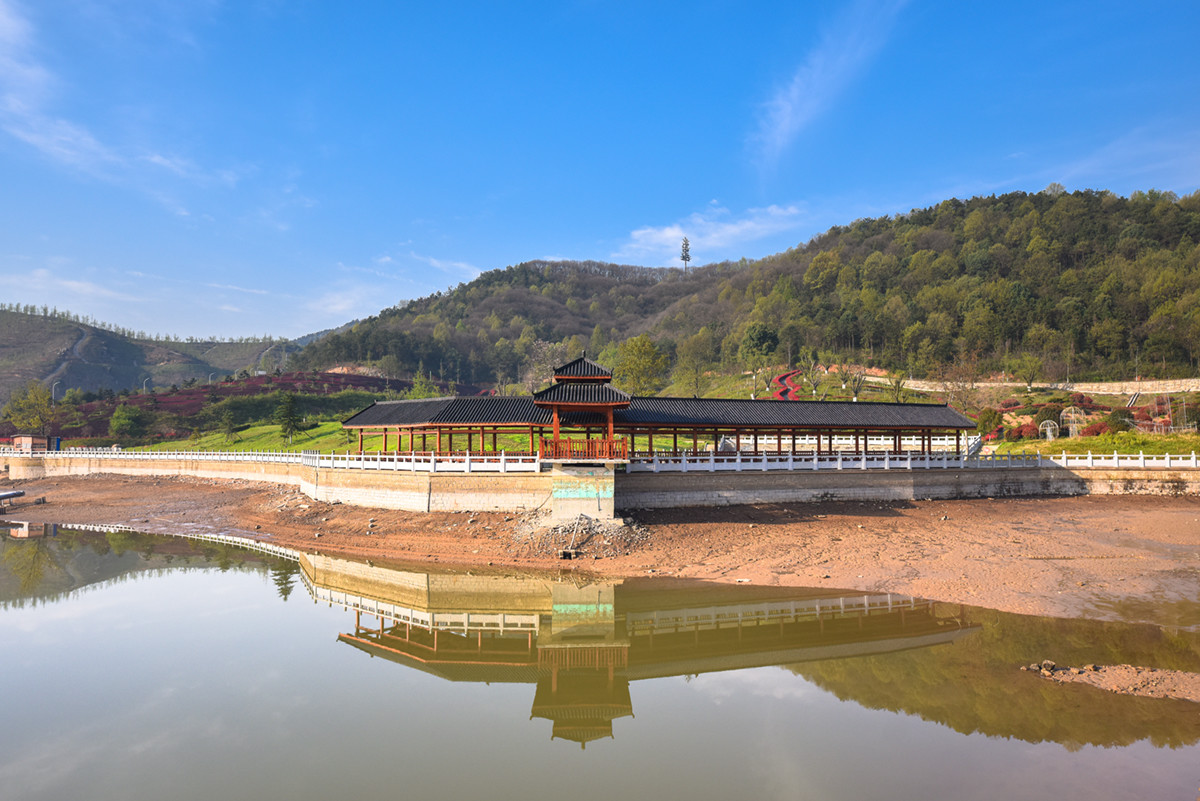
533 382 631 405
342 398 457 428
620 397 973 429
553 356 613 379
344 395 973 430
343 397 551 427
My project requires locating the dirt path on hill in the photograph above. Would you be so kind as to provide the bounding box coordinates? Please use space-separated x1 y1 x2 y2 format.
3 473 1198 628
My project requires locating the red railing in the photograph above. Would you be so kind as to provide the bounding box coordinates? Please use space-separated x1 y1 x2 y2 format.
539 437 629 461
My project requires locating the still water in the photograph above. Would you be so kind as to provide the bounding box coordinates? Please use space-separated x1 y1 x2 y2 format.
1 525 1198 801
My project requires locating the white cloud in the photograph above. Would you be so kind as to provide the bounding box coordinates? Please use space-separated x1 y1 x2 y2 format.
0 0 243 197
303 286 377 317
0 266 141 302
614 203 807 265
686 666 824 704
1056 125 1200 192
206 282 270 296
750 0 906 169
409 251 480 278
0 0 123 174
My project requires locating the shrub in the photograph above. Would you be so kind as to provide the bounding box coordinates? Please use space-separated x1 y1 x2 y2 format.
976 407 1003 435
1005 423 1039 441
1033 404 1064 427
1105 408 1134 432
1081 421 1110 437
999 398 1022 409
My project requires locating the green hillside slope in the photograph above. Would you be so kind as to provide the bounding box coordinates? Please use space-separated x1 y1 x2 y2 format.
295 188 1200 387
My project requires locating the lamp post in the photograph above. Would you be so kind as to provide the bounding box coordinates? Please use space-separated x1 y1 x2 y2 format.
142 378 151 393
51 381 61 402
208 373 216 384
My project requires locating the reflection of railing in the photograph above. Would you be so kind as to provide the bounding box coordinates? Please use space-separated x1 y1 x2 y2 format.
625 593 929 635
299 571 540 634
539 438 629 461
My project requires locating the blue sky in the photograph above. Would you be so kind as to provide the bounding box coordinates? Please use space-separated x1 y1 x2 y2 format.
1 1 1198 340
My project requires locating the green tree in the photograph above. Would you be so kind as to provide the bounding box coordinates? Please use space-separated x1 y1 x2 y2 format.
220 408 239 443
275 392 301 444
738 323 778 394
673 328 716 397
613 335 668 396
404 370 440 399
886 371 908 403
108 403 144 438
2 380 54 435
1011 353 1043 391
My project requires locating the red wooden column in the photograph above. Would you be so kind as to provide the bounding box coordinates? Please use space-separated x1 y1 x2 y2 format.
357 429 363 452
552 407 561 439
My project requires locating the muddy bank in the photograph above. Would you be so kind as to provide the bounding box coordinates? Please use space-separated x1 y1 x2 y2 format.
2 473 1198 625
1029 661 1200 704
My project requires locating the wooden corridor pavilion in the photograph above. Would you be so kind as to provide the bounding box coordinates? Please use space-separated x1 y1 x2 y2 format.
341 357 976 460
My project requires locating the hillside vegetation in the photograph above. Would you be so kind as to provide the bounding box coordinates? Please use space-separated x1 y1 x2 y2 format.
295 188 1200 390
0 307 312 404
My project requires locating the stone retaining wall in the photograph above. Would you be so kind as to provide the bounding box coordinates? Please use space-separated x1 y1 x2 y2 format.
3 455 1197 514
1 455 554 514
614 465 1200 509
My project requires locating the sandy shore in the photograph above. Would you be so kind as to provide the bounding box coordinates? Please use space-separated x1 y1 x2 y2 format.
3 473 1198 625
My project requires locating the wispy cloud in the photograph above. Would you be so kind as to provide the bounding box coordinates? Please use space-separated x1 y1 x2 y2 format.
0 266 141 302
750 0 906 169
0 0 244 205
409 251 480 278
0 0 122 174
1055 125 1200 192
206 282 270 296
614 202 807 265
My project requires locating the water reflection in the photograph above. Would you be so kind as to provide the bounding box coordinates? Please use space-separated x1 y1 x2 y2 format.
4 523 1199 755
302 553 973 746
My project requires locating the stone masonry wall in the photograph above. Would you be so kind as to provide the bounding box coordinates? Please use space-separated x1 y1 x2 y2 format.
3 455 1196 514
614 465 1200 509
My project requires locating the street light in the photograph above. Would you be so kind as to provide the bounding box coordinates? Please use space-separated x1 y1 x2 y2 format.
209 373 216 384
51 381 60 401
142 378 151 393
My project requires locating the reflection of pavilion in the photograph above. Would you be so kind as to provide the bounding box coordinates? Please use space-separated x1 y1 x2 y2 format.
301 555 974 747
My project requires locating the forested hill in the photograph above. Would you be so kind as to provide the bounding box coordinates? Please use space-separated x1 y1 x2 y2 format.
294 188 1200 387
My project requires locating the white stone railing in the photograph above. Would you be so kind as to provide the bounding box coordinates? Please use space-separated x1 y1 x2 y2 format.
625 450 1200 473
0 447 542 474
298 450 541 474
4 446 1196 475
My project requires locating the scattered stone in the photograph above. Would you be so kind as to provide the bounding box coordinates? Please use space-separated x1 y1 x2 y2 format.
507 512 651 560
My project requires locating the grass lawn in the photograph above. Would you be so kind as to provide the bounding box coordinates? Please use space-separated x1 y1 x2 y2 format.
994 430 1200 455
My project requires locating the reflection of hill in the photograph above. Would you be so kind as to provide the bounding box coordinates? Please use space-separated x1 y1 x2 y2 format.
792 608 1200 748
0 526 274 607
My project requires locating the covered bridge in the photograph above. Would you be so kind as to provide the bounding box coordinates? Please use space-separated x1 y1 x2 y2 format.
342 357 975 459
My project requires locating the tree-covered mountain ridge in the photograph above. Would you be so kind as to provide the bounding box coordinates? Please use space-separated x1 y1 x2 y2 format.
293 188 1200 389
